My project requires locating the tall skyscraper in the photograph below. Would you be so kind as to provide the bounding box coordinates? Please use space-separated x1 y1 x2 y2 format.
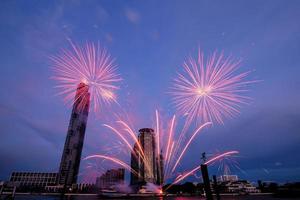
130 143 140 185
130 128 164 187
57 82 90 186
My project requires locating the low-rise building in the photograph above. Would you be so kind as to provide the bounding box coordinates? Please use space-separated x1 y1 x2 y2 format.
10 172 58 188
96 168 125 189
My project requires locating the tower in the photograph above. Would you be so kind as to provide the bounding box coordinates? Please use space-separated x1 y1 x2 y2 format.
57 82 90 186
130 128 164 187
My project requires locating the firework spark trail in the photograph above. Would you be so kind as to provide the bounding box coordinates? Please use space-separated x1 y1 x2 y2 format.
171 49 256 126
167 142 175 168
102 141 128 156
173 151 239 183
84 154 138 176
216 152 243 175
168 49 256 173
218 156 232 175
154 111 212 181
205 151 239 165
155 110 176 180
51 40 121 112
164 115 176 172
166 151 239 190
116 120 151 172
171 121 212 173
103 124 133 153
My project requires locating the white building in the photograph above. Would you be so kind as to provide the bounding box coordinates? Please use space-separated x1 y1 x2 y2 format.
217 175 238 182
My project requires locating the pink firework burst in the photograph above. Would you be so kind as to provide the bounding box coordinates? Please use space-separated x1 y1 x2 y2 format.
171 49 255 125
50 40 121 112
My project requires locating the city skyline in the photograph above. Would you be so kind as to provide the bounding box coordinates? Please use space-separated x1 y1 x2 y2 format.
0 0 300 185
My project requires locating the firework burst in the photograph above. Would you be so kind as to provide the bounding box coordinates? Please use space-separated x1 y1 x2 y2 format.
51 40 121 112
171 49 255 125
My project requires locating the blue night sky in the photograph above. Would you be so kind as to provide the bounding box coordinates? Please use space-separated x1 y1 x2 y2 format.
0 0 300 184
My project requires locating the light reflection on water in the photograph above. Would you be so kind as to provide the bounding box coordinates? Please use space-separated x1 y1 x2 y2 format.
13 195 291 200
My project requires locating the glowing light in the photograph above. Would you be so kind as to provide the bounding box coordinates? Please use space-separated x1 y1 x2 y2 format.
171 49 255 125
51 40 121 112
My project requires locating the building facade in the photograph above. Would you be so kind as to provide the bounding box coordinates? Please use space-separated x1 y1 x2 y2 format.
130 128 164 187
217 175 238 182
10 172 58 188
57 82 90 186
217 175 260 193
222 180 260 193
96 168 125 189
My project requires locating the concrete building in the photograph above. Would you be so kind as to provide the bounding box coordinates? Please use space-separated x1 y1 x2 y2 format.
96 168 125 189
130 128 164 187
57 82 90 186
156 151 164 185
130 142 140 185
217 175 238 182
9 172 58 188
223 180 260 193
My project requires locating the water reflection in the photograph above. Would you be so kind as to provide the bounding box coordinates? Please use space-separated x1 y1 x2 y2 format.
14 194 291 200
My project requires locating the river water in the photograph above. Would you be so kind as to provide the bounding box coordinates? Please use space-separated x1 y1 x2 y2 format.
12 194 298 200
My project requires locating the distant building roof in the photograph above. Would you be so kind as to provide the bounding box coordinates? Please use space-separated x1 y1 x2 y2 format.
139 128 154 132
